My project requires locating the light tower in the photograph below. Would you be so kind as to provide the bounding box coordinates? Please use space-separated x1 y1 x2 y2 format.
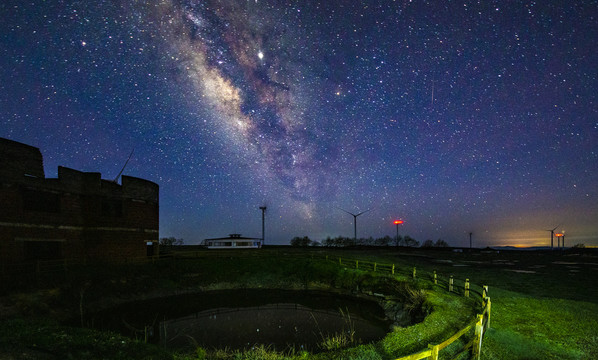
555 232 564 249
393 220 404 246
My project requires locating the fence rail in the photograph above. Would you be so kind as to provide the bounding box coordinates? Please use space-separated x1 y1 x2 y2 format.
317 254 491 360
2 251 490 359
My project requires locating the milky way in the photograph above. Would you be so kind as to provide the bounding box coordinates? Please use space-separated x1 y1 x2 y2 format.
1 1 597 246
155 0 346 219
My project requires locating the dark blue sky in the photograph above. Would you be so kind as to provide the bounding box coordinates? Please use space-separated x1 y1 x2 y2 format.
1 1 597 247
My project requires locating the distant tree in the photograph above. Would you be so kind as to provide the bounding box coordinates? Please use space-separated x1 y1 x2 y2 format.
404 235 419 247
360 236 375 246
435 239 449 247
375 235 392 246
322 236 358 247
572 243 585 248
421 239 435 248
290 236 313 247
322 236 334 247
159 237 184 246
394 235 404 247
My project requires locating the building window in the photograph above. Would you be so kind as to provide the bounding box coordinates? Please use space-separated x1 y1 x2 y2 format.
22 188 60 213
101 199 123 217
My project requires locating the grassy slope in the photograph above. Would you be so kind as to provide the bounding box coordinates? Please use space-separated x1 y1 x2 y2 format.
347 248 598 360
2 248 597 359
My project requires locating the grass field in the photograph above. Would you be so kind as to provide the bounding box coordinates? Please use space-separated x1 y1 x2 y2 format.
1 247 597 359
341 247 598 359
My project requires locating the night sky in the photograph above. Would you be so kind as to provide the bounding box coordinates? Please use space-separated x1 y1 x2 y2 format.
1 1 597 247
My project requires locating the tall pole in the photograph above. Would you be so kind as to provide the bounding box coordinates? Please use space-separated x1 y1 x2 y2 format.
547 225 558 250
354 214 357 241
469 232 473 249
393 220 403 247
259 206 266 245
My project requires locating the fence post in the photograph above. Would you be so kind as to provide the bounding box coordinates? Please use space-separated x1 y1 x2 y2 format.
428 344 440 360
485 298 492 329
374 262 377 272
472 314 484 360
392 264 395 274
355 260 359 269
412 267 416 279
433 270 437 284
449 275 454 292
465 278 470 297
339 257 342 265
483 285 488 300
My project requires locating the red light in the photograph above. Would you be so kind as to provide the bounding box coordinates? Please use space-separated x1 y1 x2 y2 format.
393 220 404 225
555 233 564 237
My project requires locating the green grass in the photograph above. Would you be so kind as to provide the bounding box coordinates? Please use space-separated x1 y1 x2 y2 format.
0 318 172 360
329 248 598 359
3 247 596 359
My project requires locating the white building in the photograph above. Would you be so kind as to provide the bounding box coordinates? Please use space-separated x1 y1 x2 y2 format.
204 234 262 249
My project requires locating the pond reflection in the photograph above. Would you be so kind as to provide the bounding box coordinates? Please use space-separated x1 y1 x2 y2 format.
93 289 391 352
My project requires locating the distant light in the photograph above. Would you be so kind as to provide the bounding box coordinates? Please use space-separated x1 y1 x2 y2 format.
555 233 564 237
258 51 264 60
393 220 404 225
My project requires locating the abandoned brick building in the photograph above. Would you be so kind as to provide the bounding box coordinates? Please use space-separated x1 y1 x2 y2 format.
0 137 159 264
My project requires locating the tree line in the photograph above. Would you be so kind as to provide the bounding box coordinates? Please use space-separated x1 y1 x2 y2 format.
290 235 448 248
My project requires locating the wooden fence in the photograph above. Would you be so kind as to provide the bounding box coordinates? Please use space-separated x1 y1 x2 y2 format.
2 251 491 359
319 255 491 360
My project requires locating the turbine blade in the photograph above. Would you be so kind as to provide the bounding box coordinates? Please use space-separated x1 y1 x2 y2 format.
337 207 355 216
356 209 372 216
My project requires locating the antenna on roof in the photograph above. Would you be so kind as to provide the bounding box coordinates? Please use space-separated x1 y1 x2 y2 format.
113 149 134 183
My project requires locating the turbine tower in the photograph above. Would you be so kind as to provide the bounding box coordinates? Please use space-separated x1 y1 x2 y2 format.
546 225 559 250
339 208 371 241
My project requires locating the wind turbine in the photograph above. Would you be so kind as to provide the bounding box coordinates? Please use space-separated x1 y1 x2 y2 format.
546 225 559 250
338 207 371 241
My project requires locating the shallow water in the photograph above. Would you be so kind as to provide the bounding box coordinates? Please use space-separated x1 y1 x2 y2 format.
92 289 392 351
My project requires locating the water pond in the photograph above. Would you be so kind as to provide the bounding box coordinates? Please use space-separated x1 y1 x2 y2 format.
91 289 392 352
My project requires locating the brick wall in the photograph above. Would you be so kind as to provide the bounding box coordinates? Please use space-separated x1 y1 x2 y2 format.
0 138 159 264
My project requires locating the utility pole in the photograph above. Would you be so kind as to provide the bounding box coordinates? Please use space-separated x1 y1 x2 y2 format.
469 232 473 249
259 206 267 246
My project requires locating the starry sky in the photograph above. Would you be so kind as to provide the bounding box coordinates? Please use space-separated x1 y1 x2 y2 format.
1 1 597 247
